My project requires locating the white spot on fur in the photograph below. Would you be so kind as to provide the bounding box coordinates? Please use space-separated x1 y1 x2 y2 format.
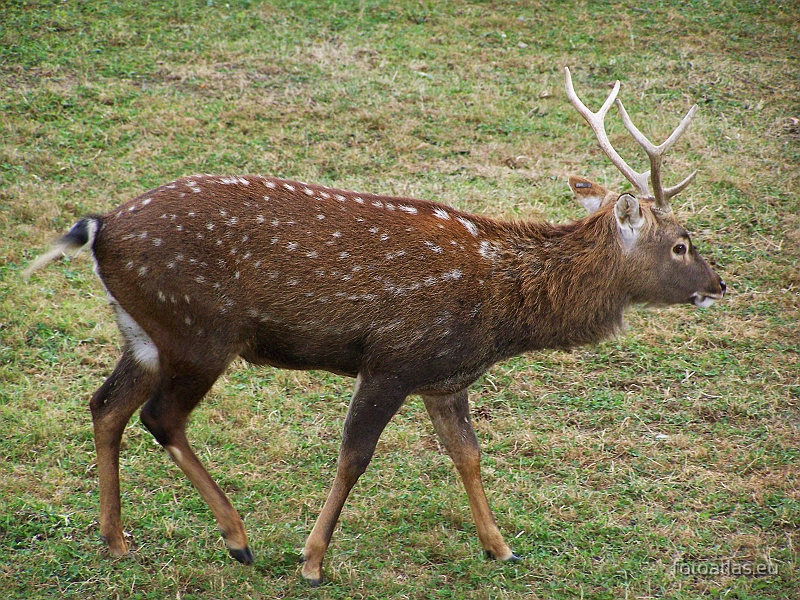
478 240 499 261
424 241 443 253
283 183 295 192
433 207 450 220
257 215 265 224
457 216 479 236
286 242 298 251
219 298 234 313
399 205 418 214
442 269 463 281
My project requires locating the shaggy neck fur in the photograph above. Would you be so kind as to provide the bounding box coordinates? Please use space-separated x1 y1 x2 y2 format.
490 207 630 355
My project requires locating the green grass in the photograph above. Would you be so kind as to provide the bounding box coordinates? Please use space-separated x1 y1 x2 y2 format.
2 0 799 598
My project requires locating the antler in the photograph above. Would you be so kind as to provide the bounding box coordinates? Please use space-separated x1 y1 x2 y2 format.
564 67 698 212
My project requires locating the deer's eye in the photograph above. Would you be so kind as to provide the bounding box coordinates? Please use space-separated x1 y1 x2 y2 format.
673 243 687 256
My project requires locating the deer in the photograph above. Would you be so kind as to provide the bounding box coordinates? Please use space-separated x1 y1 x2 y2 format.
24 67 724 585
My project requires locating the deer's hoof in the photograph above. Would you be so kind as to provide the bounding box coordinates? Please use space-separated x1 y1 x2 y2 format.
100 534 131 558
228 545 254 565
300 556 324 586
485 550 522 562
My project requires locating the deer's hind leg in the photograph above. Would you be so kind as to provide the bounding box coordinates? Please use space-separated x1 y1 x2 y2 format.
89 350 158 558
138 355 253 564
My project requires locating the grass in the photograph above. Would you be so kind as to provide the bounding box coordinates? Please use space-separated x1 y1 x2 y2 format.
2 0 799 598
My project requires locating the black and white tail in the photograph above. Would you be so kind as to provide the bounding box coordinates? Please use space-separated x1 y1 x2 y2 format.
23 217 100 279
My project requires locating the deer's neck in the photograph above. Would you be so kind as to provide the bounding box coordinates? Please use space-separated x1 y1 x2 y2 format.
491 213 628 355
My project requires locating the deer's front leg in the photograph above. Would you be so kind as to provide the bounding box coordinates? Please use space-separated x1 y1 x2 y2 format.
301 375 408 585
421 390 519 562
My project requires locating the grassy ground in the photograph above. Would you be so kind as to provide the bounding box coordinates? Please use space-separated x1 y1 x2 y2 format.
2 1 798 598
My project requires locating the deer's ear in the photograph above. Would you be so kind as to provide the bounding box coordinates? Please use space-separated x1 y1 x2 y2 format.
614 193 645 249
568 176 616 214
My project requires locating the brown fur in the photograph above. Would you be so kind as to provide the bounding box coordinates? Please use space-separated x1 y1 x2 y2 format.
28 173 724 583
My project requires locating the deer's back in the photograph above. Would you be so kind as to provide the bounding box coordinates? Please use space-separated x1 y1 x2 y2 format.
92 175 513 391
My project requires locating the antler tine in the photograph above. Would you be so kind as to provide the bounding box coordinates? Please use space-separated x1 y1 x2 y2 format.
615 99 699 211
663 169 698 199
564 67 651 199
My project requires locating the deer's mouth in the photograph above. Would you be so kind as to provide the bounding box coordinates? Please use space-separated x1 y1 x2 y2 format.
689 292 722 308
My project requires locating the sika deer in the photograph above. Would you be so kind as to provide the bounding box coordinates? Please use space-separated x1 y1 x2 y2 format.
25 68 724 584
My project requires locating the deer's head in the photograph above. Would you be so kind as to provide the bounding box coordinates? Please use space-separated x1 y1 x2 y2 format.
564 68 725 308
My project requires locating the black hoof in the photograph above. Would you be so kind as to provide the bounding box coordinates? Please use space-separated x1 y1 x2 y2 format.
485 550 522 562
306 577 323 587
229 545 254 565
